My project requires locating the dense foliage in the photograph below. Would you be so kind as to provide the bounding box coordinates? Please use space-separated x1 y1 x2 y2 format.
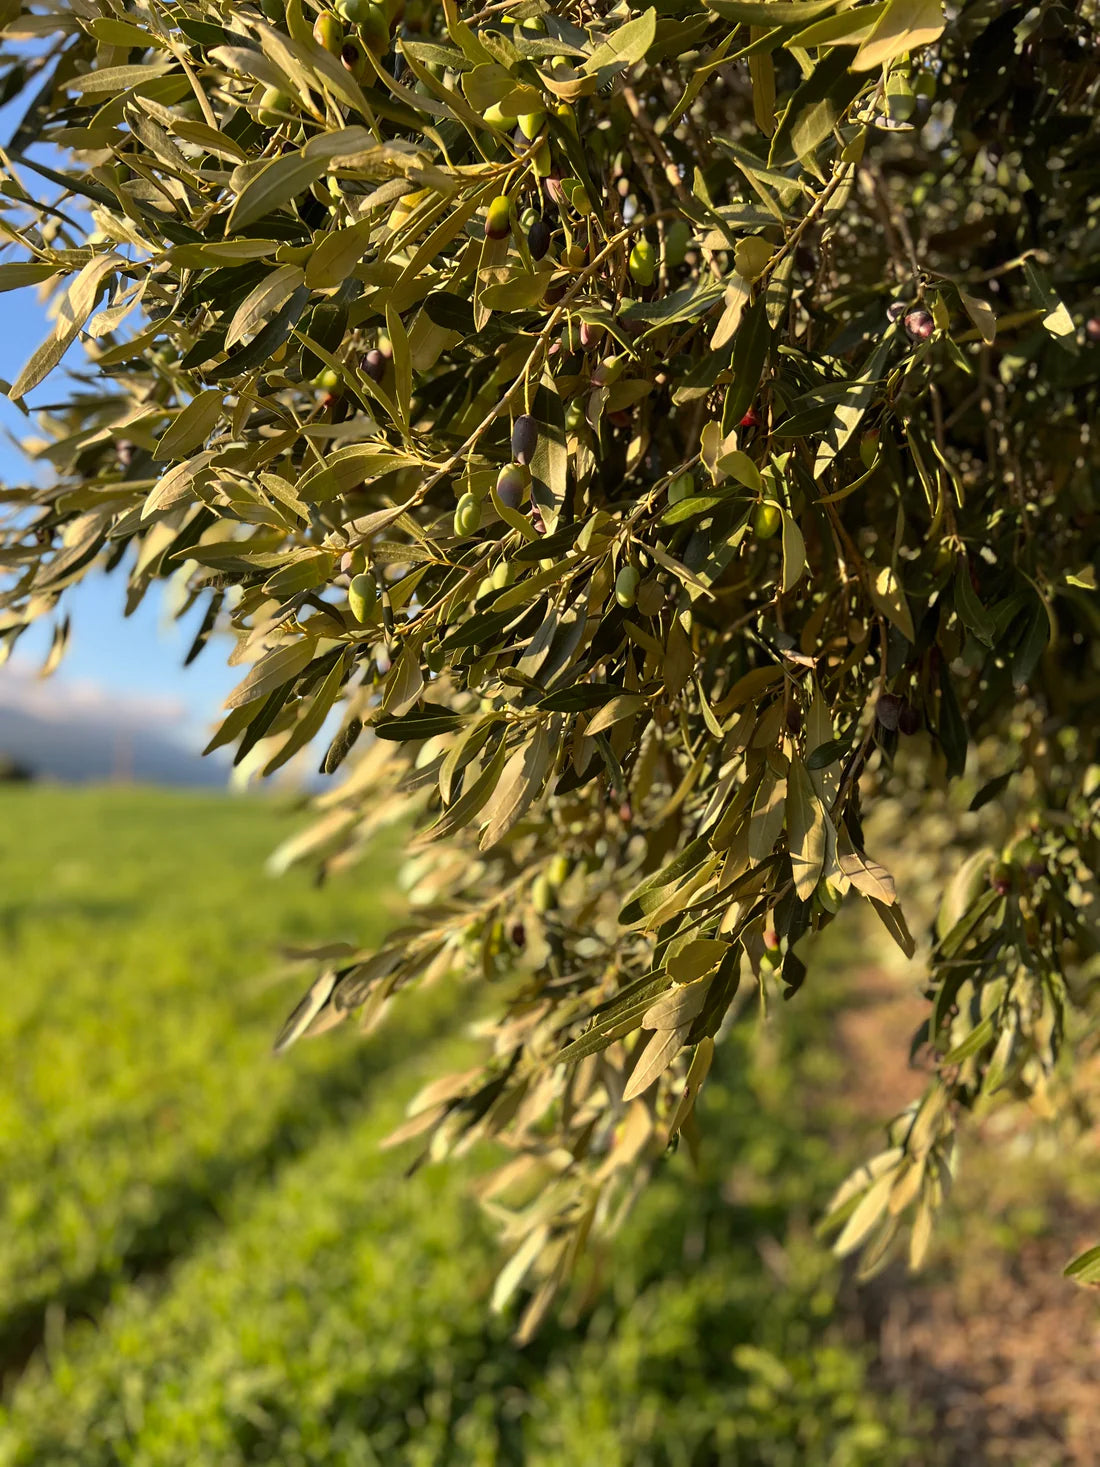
0 0 1098 1318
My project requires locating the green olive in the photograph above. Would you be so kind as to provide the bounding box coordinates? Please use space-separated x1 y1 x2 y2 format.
615 564 640 609
314 366 342 394
753 502 782 540
454 492 481 536
313 12 345 51
665 219 693 268
356 2 390 55
348 572 377 623
518 111 545 140
257 86 293 125
628 238 657 286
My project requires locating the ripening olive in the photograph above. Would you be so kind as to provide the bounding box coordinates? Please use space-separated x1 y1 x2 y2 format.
1086 317 1100 343
485 194 512 240
875 693 903 731
527 216 552 260
904 308 934 340
511 414 538 465
257 86 293 124
991 861 1015 895
496 463 526 509
579 321 603 352
340 37 370 79
629 238 657 286
313 12 345 51
753 502 781 539
362 349 386 382
454 492 481 536
615 564 640 609
591 355 624 386
348 572 377 623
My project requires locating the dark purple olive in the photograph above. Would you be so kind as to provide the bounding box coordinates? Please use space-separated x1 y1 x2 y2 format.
511 413 538 465
897 702 921 735
510 921 526 949
875 693 903 731
527 216 551 260
887 301 908 323
362 349 386 382
904 308 934 341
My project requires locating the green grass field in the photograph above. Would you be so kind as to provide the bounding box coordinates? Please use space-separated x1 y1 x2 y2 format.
0 786 1094 1466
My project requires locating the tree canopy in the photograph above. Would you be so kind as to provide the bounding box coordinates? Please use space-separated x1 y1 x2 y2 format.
1 0 1098 1328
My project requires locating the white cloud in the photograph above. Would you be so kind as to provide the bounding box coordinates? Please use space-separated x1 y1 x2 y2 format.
0 659 186 733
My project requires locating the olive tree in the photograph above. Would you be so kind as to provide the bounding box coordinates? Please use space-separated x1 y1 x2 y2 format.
1 0 1098 1331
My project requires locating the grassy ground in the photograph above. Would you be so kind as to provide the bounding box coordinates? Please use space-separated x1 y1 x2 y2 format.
0 785 1095 1465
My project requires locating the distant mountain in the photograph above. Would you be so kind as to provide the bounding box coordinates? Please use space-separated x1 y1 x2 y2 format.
0 672 229 787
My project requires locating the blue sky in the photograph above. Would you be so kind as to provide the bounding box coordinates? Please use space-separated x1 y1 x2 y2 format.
0 99 239 753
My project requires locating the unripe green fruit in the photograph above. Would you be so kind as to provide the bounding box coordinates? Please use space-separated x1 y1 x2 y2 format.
816 880 842 915
547 854 570 887
336 0 374 21
668 472 694 504
859 431 879 470
615 564 640 609
483 102 509 129
665 219 692 268
348 572 376 623
356 3 390 56
314 366 342 393
491 561 514 591
753 502 782 539
313 12 345 51
532 874 555 913
629 238 657 286
531 139 552 178
518 110 545 140
511 414 538 465
476 575 495 600
496 463 526 509
257 86 292 125
454 492 481 536
562 242 586 270
485 195 512 240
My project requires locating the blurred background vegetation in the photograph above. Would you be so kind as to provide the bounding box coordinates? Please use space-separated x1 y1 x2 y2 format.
0 782 1095 1466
